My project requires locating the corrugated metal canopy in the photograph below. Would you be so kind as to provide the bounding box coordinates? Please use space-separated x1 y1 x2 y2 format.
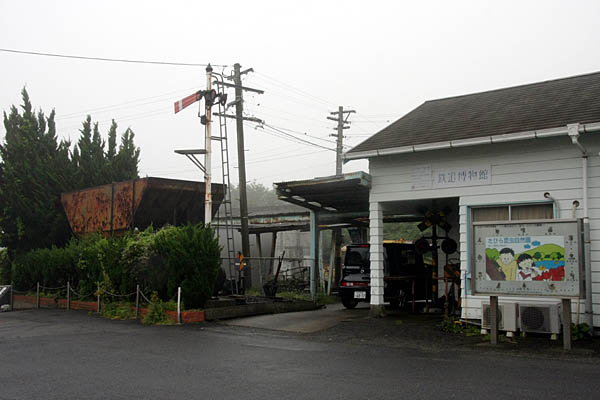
274 171 371 213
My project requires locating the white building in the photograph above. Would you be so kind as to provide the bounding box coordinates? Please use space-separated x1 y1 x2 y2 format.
345 72 600 329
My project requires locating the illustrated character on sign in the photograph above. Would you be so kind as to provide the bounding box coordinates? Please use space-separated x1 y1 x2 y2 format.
516 253 539 281
497 248 517 281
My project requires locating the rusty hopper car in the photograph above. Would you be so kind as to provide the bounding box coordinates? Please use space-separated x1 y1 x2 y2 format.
61 177 225 237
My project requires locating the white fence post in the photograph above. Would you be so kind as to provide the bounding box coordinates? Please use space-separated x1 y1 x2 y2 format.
135 284 140 319
177 287 181 324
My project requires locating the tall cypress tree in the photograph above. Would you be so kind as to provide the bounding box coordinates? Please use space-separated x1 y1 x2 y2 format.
0 90 142 253
113 127 140 181
0 89 74 253
72 115 107 188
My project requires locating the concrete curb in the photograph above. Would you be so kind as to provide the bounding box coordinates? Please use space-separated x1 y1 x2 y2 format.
204 299 320 321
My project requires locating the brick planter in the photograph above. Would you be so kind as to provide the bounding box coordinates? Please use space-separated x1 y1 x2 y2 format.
12 295 204 323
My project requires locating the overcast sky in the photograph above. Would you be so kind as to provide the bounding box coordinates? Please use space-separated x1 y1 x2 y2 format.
1 0 600 188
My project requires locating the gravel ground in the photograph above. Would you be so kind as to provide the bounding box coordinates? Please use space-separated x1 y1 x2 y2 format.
211 304 600 360
303 306 600 360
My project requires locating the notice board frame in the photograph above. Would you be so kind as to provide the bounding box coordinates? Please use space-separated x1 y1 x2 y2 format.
471 218 584 298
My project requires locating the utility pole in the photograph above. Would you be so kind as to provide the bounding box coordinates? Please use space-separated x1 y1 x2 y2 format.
328 106 355 175
327 106 355 293
230 63 264 290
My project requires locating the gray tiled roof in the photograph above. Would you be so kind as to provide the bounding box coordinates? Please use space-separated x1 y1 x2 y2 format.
348 71 600 154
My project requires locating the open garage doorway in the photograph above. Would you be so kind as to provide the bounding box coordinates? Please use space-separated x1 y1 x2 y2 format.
364 197 461 315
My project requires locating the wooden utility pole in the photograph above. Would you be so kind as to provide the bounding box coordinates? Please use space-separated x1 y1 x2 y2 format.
231 63 264 290
233 63 251 289
328 106 355 175
327 106 355 291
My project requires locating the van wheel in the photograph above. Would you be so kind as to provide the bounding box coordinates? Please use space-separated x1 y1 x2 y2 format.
342 298 358 309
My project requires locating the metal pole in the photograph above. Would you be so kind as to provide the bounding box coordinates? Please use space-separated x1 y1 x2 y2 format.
177 286 181 324
135 284 139 319
256 233 264 293
319 232 325 291
67 281 70 310
96 282 100 313
205 64 213 225
36 282 40 309
327 231 335 295
234 62 252 289
490 296 499 345
10 285 14 311
309 210 320 300
270 231 277 276
562 298 572 350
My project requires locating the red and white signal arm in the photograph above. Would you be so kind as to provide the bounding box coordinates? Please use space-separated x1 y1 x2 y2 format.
174 91 202 114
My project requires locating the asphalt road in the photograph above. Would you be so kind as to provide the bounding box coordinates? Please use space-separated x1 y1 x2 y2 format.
1 309 599 400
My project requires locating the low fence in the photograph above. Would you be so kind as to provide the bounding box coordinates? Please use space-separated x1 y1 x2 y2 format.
5 283 204 324
222 256 312 294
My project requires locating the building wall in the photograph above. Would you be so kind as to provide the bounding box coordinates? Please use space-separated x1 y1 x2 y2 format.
368 135 600 326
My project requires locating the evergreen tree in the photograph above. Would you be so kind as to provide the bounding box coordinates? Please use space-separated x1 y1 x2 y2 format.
0 89 142 253
0 89 74 253
100 119 118 183
113 127 140 181
72 115 107 188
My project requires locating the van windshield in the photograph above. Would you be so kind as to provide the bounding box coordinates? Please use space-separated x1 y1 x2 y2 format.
344 246 370 268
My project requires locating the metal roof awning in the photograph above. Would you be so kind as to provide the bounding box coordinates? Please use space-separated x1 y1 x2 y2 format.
274 171 371 213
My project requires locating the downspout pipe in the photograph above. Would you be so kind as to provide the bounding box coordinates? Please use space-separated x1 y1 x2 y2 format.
543 192 559 219
568 123 593 328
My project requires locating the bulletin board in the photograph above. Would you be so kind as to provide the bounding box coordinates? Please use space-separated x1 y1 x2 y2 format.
471 219 583 297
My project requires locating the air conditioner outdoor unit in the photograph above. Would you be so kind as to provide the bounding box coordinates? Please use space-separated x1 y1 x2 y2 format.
481 302 518 333
518 303 561 335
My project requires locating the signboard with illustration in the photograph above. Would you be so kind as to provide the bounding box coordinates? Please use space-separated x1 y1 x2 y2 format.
472 219 583 297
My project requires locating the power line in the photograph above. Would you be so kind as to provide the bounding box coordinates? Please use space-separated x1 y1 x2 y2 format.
0 48 226 67
254 72 337 108
269 124 349 148
246 149 329 165
56 85 199 120
243 75 332 113
259 123 336 152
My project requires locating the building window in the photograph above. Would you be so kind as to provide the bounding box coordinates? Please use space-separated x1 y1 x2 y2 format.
471 203 554 222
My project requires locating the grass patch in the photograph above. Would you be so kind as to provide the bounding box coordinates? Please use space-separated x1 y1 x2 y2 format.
276 290 338 306
441 316 484 338
102 302 135 320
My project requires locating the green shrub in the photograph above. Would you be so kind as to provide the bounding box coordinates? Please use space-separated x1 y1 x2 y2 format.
163 299 182 311
572 322 591 341
102 301 135 320
14 246 74 290
121 227 168 299
11 224 221 309
143 292 172 325
154 224 222 309
441 316 464 334
0 249 10 284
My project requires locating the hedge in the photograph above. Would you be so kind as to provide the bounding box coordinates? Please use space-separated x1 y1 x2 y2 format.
6 224 222 309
